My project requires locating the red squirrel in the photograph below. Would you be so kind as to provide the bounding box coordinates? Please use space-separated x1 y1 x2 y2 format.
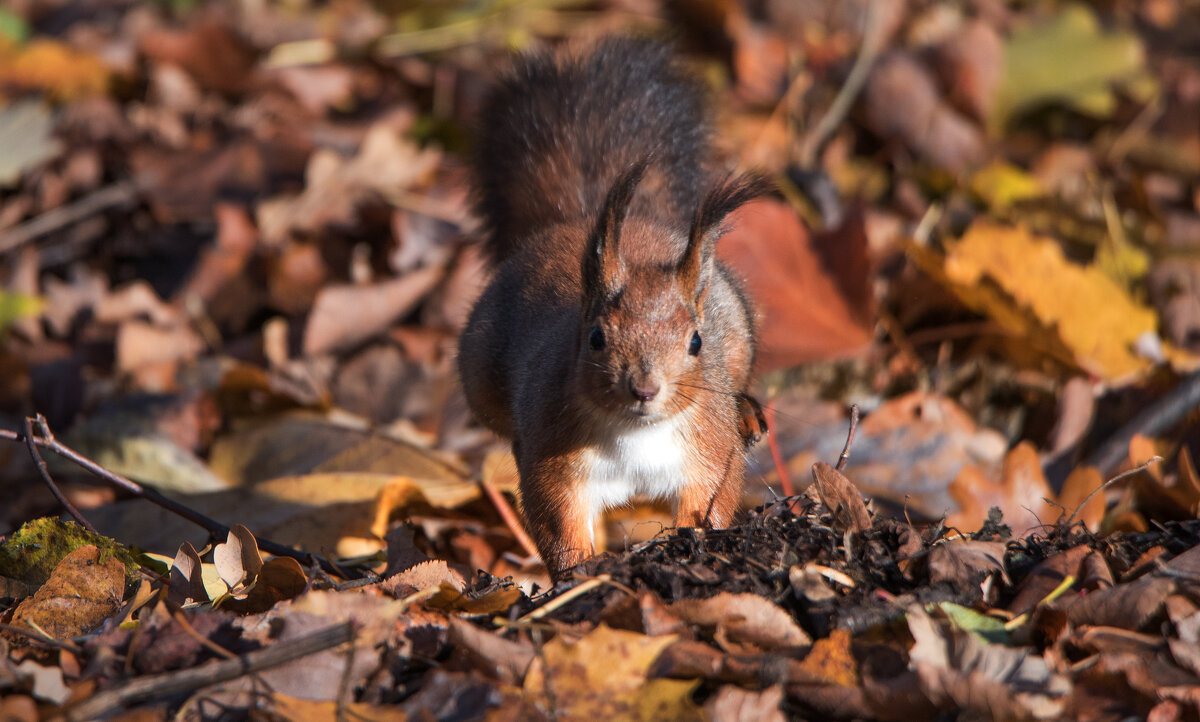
458 37 768 579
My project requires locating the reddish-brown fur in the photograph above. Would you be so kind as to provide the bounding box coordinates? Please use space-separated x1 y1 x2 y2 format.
458 38 768 579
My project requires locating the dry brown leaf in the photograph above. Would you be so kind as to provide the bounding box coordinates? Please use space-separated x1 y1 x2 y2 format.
948 442 1057 537
303 266 443 356
703 684 785 722
256 118 440 244
166 541 209 608
1058 466 1105 531
213 524 264 591
908 604 1070 719
719 198 873 370
796 629 859 687
926 540 1007 588
10 545 125 640
448 617 534 686
669 592 810 653
222 556 308 615
381 560 465 598
811 462 872 534
523 624 700 722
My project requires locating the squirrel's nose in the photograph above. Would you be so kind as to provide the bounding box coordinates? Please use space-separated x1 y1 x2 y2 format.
629 379 661 402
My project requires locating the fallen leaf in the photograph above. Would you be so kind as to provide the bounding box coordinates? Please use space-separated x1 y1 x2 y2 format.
918 222 1170 379
10 545 126 640
524 624 699 721
703 684 785 722
0 39 109 100
908 604 1070 719
926 540 1007 589
669 592 811 653
948 442 1057 537
303 266 444 356
719 198 873 370
992 4 1153 131
0 100 61 186
811 462 872 534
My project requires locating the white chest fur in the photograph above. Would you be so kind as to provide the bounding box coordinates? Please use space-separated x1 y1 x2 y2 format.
582 416 689 517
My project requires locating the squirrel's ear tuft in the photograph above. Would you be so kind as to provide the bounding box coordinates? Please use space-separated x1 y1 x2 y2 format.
583 157 651 305
678 173 773 303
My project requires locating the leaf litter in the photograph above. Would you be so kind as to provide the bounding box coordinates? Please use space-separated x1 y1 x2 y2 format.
3 0 1200 719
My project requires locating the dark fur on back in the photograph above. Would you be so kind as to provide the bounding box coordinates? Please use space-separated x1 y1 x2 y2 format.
473 37 712 263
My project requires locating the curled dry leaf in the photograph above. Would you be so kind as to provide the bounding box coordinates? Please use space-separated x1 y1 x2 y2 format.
926 540 1007 589
670 592 811 653
167 541 210 608
812 462 872 534
213 523 264 591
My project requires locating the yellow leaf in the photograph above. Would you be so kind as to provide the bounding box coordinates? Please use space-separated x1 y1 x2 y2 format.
523 625 700 721
991 4 1153 132
969 161 1042 211
934 223 1160 379
0 38 108 100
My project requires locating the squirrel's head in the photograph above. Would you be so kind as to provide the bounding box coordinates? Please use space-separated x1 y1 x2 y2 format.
576 162 768 423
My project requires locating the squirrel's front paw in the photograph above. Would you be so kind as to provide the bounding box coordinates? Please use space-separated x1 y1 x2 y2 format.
737 393 768 449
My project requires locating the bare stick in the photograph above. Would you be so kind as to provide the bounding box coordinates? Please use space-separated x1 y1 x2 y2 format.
764 403 794 497
1064 456 1163 526
23 415 98 534
797 1 886 167
0 180 140 255
63 623 354 721
835 404 861 472
0 622 84 654
480 478 540 561
0 424 356 578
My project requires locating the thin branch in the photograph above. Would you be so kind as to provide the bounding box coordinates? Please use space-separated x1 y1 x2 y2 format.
764 403 794 497
797 0 887 167
835 404 860 472
63 623 355 721
0 180 140 255
1065 456 1163 526
0 623 84 654
23 415 97 534
0 424 358 578
480 478 540 561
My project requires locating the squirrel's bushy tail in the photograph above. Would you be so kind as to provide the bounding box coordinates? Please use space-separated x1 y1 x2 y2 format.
473 37 712 264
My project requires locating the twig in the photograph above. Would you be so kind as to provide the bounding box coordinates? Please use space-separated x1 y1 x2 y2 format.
797 0 886 167
835 404 860 472
22 415 97 534
1086 369 1200 475
480 478 540 561
62 623 355 721
513 574 614 624
0 424 357 578
764 403 794 497
1064 456 1163 527
0 623 84 654
0 180 140 255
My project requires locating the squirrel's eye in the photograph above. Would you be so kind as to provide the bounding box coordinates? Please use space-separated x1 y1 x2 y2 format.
688 330 702 356
589 325 606 351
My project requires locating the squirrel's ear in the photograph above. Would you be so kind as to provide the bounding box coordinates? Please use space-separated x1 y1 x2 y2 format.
679 173 772 304
583 158 650 305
